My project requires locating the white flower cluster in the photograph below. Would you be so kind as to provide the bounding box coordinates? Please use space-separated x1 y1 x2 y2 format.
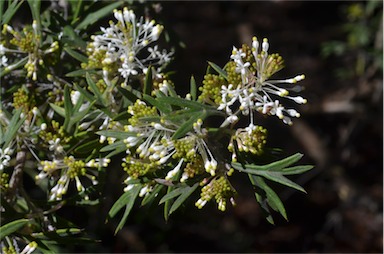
91 8 173 84
124 100 217 183
36 156 110 201
218 37 307 126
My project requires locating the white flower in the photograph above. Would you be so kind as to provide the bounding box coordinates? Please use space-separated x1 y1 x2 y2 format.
0 55 8 67
0 147 13 170
218 36 307 126
90 8 173 85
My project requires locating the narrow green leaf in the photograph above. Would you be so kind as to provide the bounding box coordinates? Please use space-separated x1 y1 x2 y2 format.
104 146 127 159
32 228 82 239
0 219 29 239
64 47 88 62
0 1 4 22
159 187 185 204
76 1 122 30
62 25 87 49
232 153 304 172
141 184 164 206
27 0 40 32
143 94 171 114
56 99 68 119
63 85 73 132
208 61 228 79
172 111 205 140
1 0 24 25
66 69 95 77
70 102 95 128
74 83 94 102
249 174 275 224
108 185 141 220
99 140 125 152
116 86 140 103
190 75 197 101
74 140 99 154
0 57 28 78
257 171 306 193
96 130 136 140
143 66 152 95
281 165 314 175
157 96 207 110
3 108 26 148
169 183 199 215
114 186 141 234
70 0 83 24
86 72 105 105
250 175 287 220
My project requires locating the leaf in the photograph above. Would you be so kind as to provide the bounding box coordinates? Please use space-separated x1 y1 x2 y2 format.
157 96 208 110
64 47 88 62
231 153 304 172
116 86 140 103
143 94 171 114
69 101 95 129
281 165 314 175
159 187 185 204
74 139 99 154
0 218 29 239
3 108 26 148
172 111 205 140
99 140 125 152
143 66 153 95
109 185 141 234
74 83 95 102
108 185 141 220
49 103 65 117
250 175 287 220
169 183 199 215
86 72 105 105
76 1 122 30
256 171 306 193
190 75 197 101
208 61 228 79
27 0 40 31
62 25 87 49
0 57 28 78
66 69 95 77
69 0 83 24
141 184 164 207
96 130 136 140
63 85 73 132
1 0 24 25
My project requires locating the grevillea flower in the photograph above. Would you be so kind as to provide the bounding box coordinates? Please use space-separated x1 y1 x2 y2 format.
87 8 173 85
218 37 307 127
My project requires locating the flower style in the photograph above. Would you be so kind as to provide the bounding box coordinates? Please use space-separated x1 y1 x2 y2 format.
36 156 110 200
218 37 307 126
86 8 173 85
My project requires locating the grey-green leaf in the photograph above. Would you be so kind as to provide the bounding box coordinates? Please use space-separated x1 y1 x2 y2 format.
76 1 122 30
0 218 29 239
208 61 228 79
169 183 199 215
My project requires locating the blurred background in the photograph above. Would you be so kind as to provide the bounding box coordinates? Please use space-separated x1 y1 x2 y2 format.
52 1 382 252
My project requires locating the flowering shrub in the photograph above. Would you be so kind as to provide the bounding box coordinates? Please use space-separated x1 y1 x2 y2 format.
0 1 312 252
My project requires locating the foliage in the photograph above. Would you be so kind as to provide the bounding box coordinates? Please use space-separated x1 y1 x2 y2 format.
0 1 312 252
321 0 383 80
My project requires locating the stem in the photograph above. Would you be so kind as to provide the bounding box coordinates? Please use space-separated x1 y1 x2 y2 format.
5 143 27 203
